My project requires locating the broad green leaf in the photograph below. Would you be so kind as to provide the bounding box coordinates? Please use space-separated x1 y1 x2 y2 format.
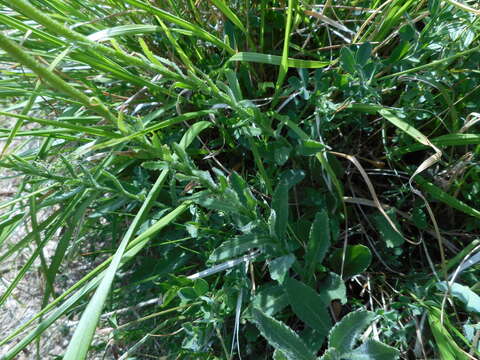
346 339 400 360
437 282 480 314
269 254 296 284
372 210 404 248
329 245 372 278
329 310 376 354
284 278 331 337
319 273 347 305
273 349 289 360
271 170 305 241
253 285 289 316
229 52 330 69
340 47 356 74
306 210 331 279
319 348 341 360
251 308 316 360
209 233 272 262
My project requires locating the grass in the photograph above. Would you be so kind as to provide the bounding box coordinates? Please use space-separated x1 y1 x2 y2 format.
0 0 480 359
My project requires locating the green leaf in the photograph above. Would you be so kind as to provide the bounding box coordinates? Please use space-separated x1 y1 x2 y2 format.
210 0 246 33
329 245 372 278
428 307 469 360
122 0 234 54
306 210 331 279
372 210 404 248
178 287 198 302
193 279 209 296
64 170 184 359
347 339 400 360
230 171 257 211
299 140 327 156
179 121 212 150
209 233 272 262
319 273 347 305
253 285 289 316
437 282 480 314
225 69 243 102
395 133 480 154
356 42 372 67
94 110 215 150
414 175 480 220
378 109 431 145
340 47 356 74
271 170 305 240
229 52 329 69
87 24 160 41
269 254 296 284
284 278 331 337
328 310 376 354
319 348 341 360
251 308 316 360
273 349 289 360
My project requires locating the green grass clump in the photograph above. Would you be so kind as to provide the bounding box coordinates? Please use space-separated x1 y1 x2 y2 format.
1 0 480 359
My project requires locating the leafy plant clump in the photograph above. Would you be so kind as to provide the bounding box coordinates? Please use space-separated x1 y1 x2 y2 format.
1 0 480 359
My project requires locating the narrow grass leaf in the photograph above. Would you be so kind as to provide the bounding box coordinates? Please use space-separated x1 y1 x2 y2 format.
87 24 160 41
229 52 329 68
94 110 215 149
414 175 480 220
63 170 169 359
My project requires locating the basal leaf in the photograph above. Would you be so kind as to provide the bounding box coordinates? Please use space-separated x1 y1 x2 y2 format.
328 310 376 354
319 273 347 305
269 254 296 284
329 245 372 278
271 170 305 241
347 339 400 360
284 278 331 338
251 308 316 360
253 285 289 316
209 233 272 262
306 210 330 279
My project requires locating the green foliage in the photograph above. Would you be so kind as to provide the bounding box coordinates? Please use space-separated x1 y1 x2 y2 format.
251 308 316 360
0 0 479 358
322 310 400 360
